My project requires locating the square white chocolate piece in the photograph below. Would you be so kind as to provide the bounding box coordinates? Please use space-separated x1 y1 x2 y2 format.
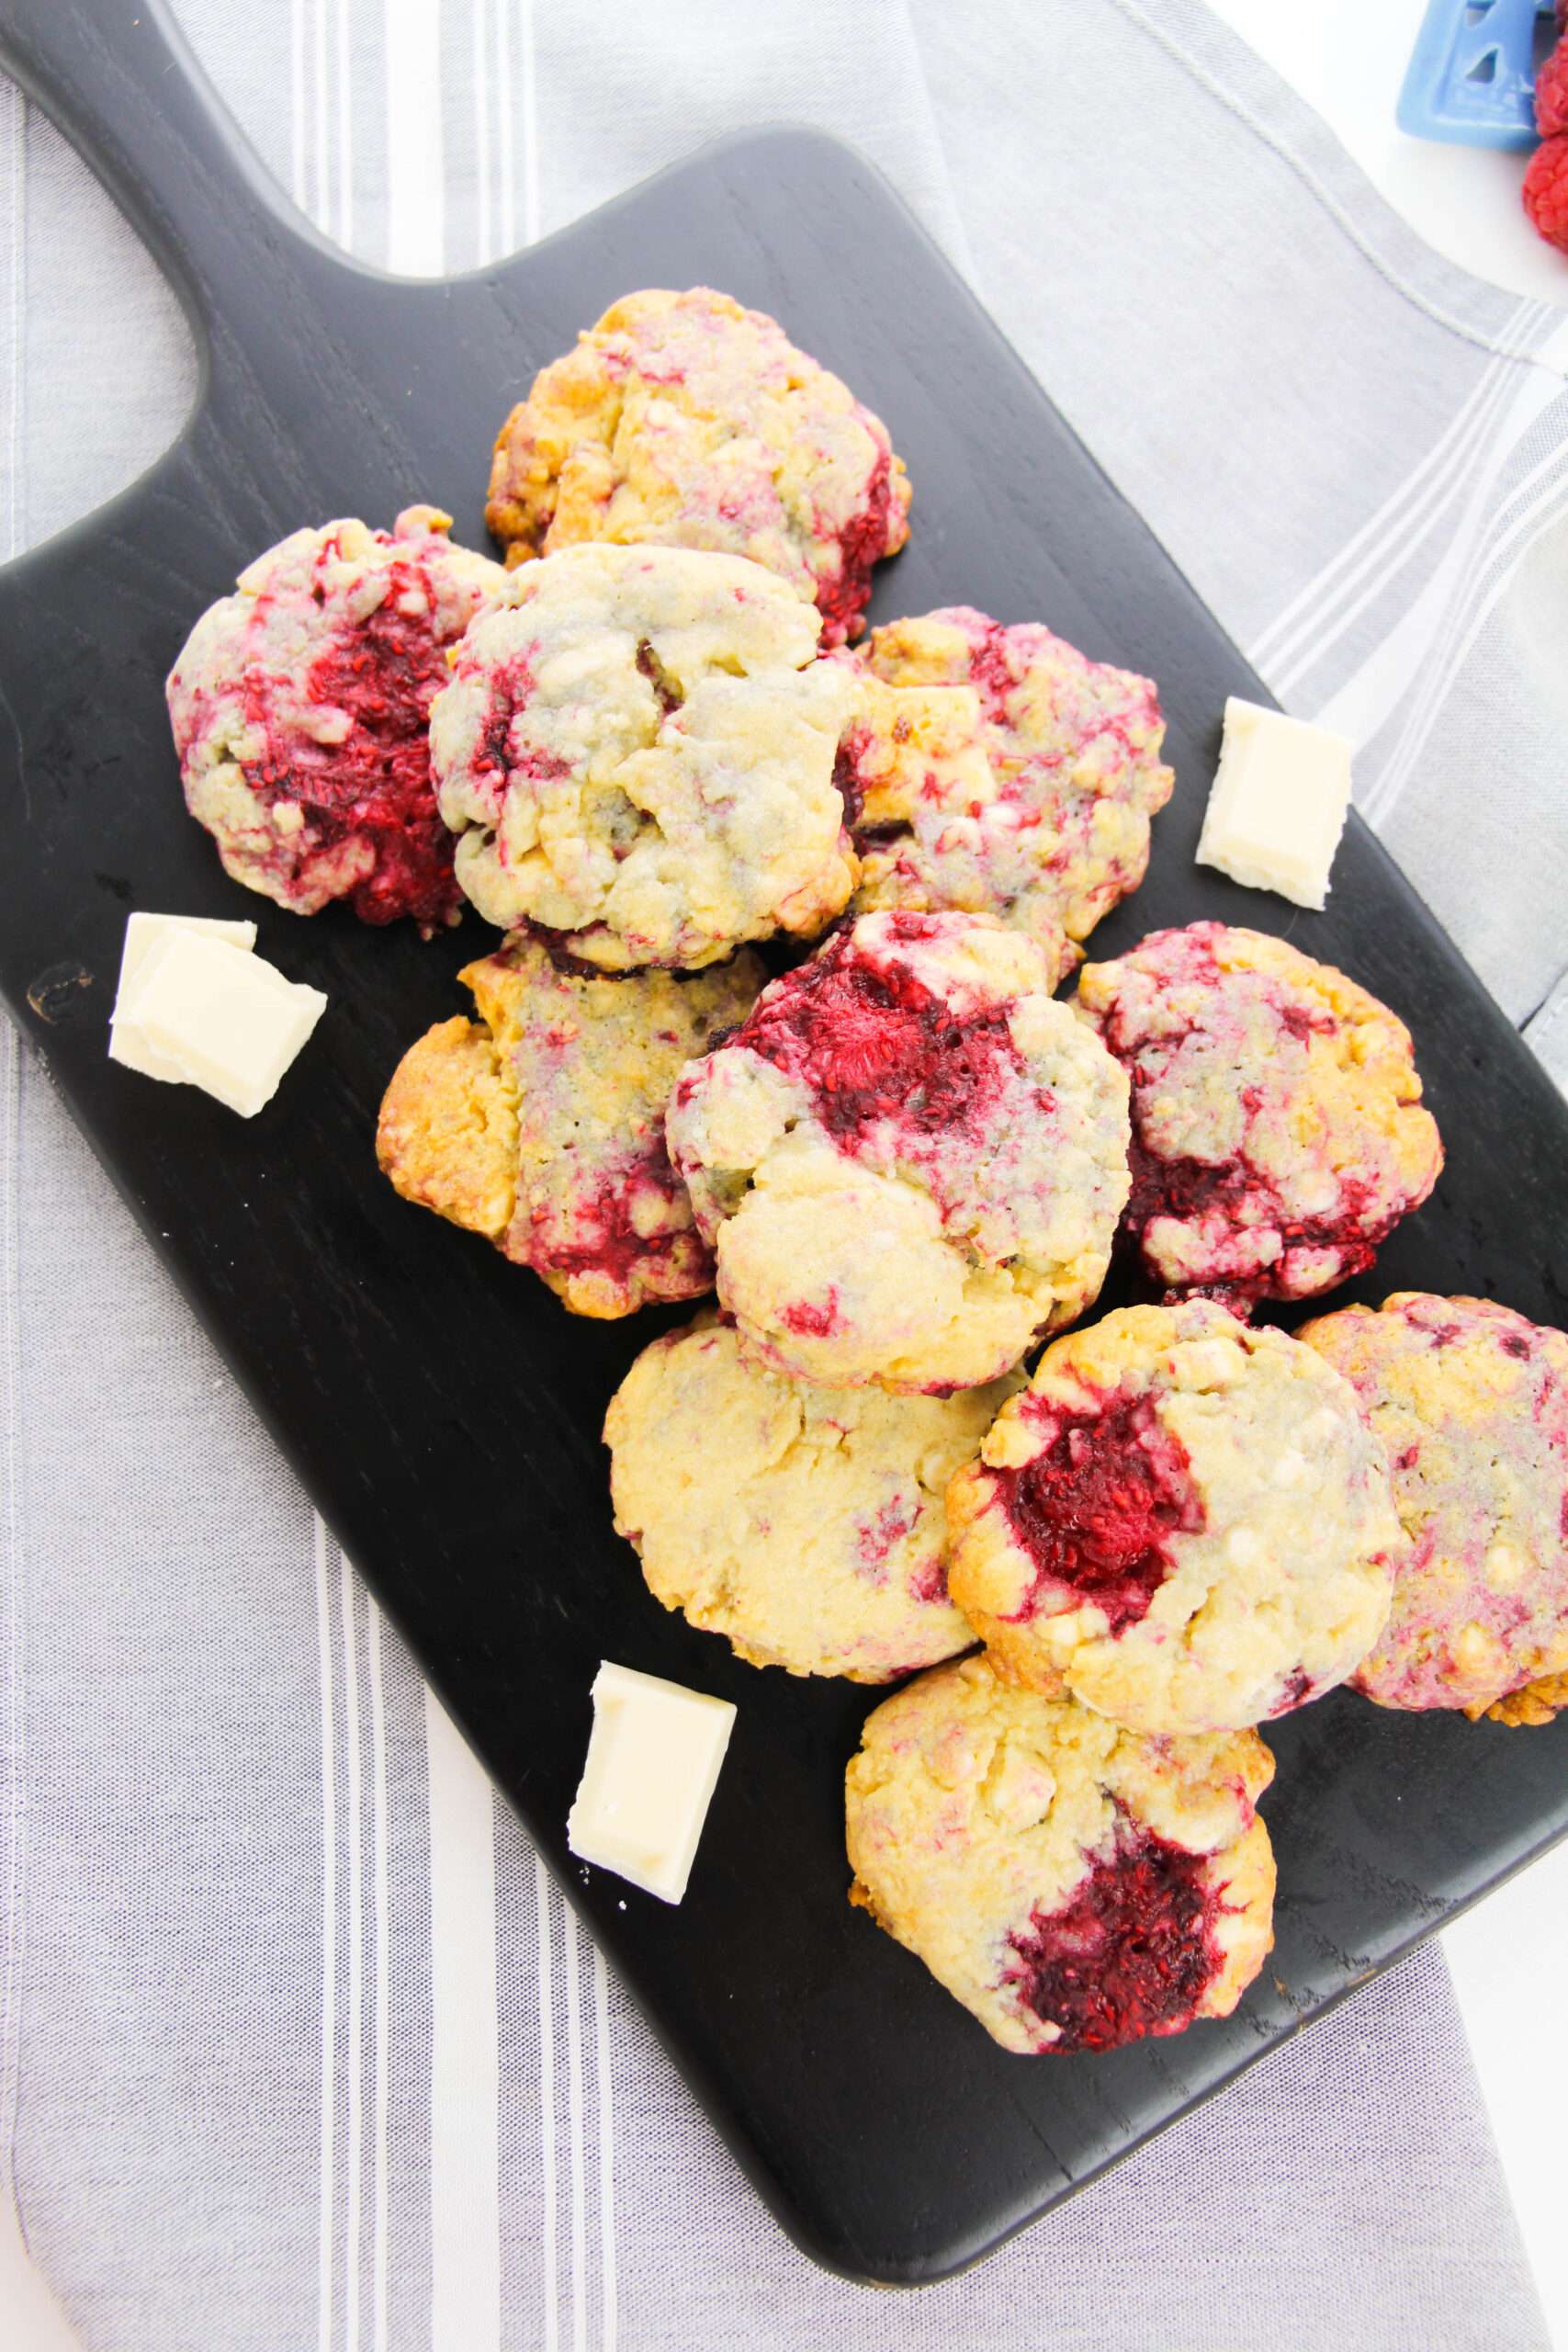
567 1661 736 1904
113 928 326 1116
110 911 259 1080
1195 696 1352 910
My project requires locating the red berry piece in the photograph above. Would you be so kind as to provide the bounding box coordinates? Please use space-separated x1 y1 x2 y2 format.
1535 38 1568 139
1524 131 1568 257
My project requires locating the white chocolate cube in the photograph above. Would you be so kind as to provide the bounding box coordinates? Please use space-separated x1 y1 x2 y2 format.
567 1662 736 1904
1195 696 1352 910
112 927 326 1116
110 911 259 1080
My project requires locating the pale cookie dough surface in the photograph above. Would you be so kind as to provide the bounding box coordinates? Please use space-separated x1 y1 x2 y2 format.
845 1653 1275 2053
840 609 1173 978
946 1301 1404 1733
485 287 910 646
376 933 761 1316
429 543 860 968
605 1317 1017 1681
1298 1293 1568 1720
168 507 506 931
665 909 1131 1394
1077 922 1442 1311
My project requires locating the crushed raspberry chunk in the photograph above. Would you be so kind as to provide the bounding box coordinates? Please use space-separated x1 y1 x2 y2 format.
734 926 1023 1147
813 451 898 646
524 1165 700 1295
853 1493 919 1577
781 1294 840 1337
1000 1390 1205 1632
248 580 460 929
1271 1667 1314 1717
1524 131 1568 256
1007 1815 1222 2052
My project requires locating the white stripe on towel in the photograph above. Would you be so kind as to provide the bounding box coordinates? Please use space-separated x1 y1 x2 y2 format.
426 1688 502 2352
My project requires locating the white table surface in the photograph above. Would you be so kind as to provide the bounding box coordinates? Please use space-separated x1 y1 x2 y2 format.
5 4 1567 2345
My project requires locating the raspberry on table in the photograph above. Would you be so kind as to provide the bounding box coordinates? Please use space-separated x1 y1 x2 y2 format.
1524 130 1568 256
1534 39 1568 140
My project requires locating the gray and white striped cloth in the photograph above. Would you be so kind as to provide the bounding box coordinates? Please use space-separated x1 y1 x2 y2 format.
3 6 1565 2347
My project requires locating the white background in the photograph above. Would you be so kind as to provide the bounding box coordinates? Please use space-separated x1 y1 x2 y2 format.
4 1 1567 2345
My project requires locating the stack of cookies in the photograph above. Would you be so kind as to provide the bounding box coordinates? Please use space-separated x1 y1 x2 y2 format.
164 283 1568 2059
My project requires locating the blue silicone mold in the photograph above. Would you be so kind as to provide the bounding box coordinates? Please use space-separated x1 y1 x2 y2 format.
1398 0 1558 149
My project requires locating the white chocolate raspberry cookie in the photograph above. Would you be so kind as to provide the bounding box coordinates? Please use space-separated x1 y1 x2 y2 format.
485 287 910 645
946 1302 1403 1733
845 1652 1276 2053
1298 1294 1568 1721
168 507 505 931
666 910 1131 1394
605 1317 1016 1681
1077 922 1442 1310
429 544 860 968
376 933 761 1317
840 608 1173 974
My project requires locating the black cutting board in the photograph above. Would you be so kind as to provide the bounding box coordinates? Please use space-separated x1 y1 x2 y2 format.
3 0 1566 2290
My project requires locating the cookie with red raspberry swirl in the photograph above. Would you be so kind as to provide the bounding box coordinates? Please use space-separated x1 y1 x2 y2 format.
839 607 1173 975
167 506 506 931
845 1652 1276 2054
377 933 762 1317
429 543 861 969
485 287 910 645
1298 1294 1568 1722
1077 922 1442 1311
665 909 1131 1394
947 1302 1404 1733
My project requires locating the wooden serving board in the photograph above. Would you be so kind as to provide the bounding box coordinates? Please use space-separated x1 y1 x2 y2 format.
2 0 1565 2287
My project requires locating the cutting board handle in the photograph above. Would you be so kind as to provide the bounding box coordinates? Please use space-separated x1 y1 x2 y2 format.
0 0 317 331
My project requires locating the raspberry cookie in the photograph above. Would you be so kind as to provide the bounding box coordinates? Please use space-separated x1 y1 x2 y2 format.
429 544 860 968
666 910 1131 1394
845 1653 1275 2053
605 1317 1016 1681
840 608 1173 973
1077 922 1442 1310
1298 1294 1568 1721
168 507 505 931
377 933 761 1317
485 287 910 645
946 1302 1403 1733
